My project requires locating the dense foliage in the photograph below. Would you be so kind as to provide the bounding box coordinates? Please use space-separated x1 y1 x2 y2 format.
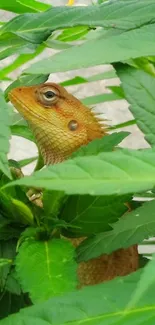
1 0 155 323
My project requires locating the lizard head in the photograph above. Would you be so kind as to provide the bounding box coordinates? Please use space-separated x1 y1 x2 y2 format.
9 83 107 164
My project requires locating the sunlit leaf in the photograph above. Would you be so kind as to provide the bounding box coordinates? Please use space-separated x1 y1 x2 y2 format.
0 37 37 61
1 0 155 43
0 45 44 80
25 24 155 74
3 269 155 325
0 0 49 13
127 257 155 311
16 238 77 303
5 148 155 196
57 26 89 42
10 199 34 226
44 39 73 50
17 0 50 12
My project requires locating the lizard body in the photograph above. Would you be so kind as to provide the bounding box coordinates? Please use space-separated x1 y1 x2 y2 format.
9 83 138 286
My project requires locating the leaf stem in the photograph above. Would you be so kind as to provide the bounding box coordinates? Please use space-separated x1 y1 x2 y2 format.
34 152 44 172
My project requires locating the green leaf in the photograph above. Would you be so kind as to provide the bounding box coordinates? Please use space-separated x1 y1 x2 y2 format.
0 258 12 268
7 148 155 196
5 269 21 296
43 190 66 218
0 45 24 61
116 64 155 146
71 132 130 158
10 198 34 226
19 227 41 243
61 195 129 236
88 69 117 81
0 291 29 320
3 269 155 325
61 76 87 87
0 77 12 81
0 45 45 80
10 125 35 142
9 111 26 127
0 240 16 289
0 37 37 61
8 159 28 172
25 24 155 74
0 0 49 13
1 0 155 43
0 91 11 179
0 190 34 226
16 238 77 303
18 156 37 168
60 69 116 87
34 152 44 171
44 39 73 50
132 57 155 77
5 74 48 102
0 215 8 228
57 26 89 42
77 200 155 262
16 0 50 12
0 159 31 205
127 257 155 310
82 92 123 106
110 119 136 130
107 85 125 98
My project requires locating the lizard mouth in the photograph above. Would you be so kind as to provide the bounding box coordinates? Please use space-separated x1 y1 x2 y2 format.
9 91 47 124
9 90 63 132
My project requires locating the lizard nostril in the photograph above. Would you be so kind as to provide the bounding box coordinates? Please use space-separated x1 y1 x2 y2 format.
68 120 78 131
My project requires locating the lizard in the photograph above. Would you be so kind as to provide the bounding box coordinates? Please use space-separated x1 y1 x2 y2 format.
9 82 139 287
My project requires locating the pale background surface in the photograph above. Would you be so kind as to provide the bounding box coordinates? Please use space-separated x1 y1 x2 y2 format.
0 0 154 254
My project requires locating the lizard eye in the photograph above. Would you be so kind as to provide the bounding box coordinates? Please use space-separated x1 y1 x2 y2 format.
68 120 78 131
36 85 59 106
42 90 56 102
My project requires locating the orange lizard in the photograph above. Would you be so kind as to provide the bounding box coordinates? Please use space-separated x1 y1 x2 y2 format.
9 83 138 286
